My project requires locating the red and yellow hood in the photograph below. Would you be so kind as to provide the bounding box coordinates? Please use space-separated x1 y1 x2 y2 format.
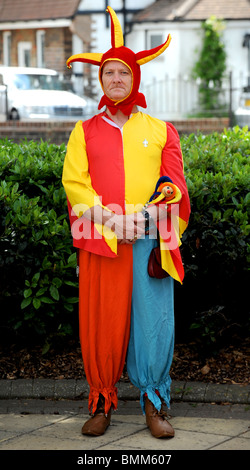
66 6 171 115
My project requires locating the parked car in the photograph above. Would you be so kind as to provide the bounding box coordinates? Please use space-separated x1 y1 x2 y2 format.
0 66 97 121
235 88 250 128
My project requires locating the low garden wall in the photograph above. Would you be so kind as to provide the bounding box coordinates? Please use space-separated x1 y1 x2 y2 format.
0 117 230 144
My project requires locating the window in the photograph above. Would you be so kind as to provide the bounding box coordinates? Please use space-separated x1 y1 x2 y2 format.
3 31 11 66
18 42 32 67
149 33 164 50
36 30 45 68
12 73 67 91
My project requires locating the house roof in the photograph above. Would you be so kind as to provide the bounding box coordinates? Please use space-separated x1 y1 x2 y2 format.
132 0 250 22
184 0 250 20
132 0 187 22
0 0 80 22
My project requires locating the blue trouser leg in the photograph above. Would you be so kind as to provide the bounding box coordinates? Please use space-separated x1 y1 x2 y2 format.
126 236 175 414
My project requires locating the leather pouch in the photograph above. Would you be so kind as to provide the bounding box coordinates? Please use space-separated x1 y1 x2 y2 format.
148 246 169 279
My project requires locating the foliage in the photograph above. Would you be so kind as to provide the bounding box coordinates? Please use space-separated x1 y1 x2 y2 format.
0 139 78 351
175 125 250 346
0 127 249 349
192 16 227 112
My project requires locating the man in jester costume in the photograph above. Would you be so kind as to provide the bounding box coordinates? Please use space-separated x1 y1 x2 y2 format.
62 6 190 438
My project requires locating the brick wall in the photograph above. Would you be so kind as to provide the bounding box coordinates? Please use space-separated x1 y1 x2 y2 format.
45 28 72 73
14 30 37 66
0 27 72 73
0 120 73 145
171 117 230 135
0 117 230 145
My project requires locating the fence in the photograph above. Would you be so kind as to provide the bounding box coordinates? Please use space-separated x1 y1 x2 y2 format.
0 71 246 129
140 71 247 123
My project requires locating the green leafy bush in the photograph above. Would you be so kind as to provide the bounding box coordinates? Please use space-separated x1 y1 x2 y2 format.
0 139 78 350
0 126 249 349
175 125 250 346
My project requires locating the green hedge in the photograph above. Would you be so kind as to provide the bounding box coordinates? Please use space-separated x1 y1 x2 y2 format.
0 140 78 351
0 126 249 349
176 126 249 346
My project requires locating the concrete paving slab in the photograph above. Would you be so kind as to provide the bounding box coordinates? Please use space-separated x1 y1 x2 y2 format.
1 433 85 451
0 412 65 433
0 407 249 451
170 416 249 436
99 427 229 451
32 416 146 448
212 437 250 450
0 413 147 451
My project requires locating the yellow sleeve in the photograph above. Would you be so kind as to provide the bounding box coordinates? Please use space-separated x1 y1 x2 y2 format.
62 120 103 215
62 120 117 253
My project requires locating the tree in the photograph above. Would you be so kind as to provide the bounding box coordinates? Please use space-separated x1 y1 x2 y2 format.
192 16 227 113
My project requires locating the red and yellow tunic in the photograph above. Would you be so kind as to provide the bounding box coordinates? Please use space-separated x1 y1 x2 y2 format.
62 111 190 283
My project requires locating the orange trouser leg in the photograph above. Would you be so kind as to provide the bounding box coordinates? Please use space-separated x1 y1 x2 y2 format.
78 245 133 415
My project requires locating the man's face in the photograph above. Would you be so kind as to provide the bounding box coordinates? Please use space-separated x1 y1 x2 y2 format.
101 60 132 102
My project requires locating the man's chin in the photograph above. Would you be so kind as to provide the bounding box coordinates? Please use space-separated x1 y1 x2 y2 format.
108 90 128 101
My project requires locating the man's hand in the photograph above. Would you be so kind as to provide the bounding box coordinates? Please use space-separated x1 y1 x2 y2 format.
106 213 145 244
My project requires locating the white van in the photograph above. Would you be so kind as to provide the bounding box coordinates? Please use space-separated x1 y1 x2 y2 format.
0 66 97 121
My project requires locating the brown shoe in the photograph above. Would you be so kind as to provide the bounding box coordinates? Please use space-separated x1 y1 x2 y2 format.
145 397 175 438
82 396 111 436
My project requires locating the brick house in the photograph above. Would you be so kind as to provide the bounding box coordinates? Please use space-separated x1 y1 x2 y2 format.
0 0 83 74
125 0 250 118
0 0 249 117
0 0 152 97
73 0 250 116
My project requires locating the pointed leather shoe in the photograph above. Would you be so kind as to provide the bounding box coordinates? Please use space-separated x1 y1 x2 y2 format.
82 396 111 436
145 397 175 439
81 406 111 436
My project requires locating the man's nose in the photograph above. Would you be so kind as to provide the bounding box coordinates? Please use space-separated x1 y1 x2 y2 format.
113 72 121 82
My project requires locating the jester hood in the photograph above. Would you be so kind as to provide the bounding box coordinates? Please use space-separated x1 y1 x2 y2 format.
66 6 171 115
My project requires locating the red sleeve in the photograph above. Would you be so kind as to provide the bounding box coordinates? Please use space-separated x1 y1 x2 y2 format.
161 122 191 225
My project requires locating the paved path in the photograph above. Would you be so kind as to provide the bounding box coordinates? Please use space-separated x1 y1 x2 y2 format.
0 399 249 452
0 379 249 455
